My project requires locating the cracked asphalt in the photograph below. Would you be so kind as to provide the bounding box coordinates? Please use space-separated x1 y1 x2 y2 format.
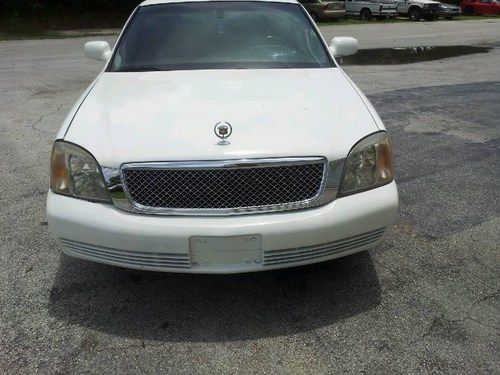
0 20 499 374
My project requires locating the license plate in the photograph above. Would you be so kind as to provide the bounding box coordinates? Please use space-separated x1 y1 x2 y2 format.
189 234 262 267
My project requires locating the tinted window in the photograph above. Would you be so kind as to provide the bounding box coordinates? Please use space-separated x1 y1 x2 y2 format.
110 2 333 72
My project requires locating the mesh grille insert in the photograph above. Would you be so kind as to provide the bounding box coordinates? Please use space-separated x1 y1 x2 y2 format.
122 161 326 211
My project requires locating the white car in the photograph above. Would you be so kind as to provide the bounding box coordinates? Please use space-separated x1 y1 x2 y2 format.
47 0 398 274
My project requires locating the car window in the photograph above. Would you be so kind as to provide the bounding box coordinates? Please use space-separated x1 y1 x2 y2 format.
110 2 333 72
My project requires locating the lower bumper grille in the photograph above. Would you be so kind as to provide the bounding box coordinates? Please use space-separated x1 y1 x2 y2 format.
425 4 440 10
59 228 386 272
263 228 386 266
60 239 191 269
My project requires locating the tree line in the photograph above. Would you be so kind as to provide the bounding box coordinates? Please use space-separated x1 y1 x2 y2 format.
1 0 142 15
0 1 144 31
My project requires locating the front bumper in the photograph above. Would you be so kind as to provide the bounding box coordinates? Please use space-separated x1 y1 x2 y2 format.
322 10 346 19
47 181 398 274
422 7 441 16
439 9 461 16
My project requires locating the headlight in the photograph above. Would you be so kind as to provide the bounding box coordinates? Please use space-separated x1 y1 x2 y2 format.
339 132 395 196
50 141 110 202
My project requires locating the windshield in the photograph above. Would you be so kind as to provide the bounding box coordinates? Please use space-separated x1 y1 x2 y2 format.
109 2 334 72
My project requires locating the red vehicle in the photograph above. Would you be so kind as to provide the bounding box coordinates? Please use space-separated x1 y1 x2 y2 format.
461 0 500 15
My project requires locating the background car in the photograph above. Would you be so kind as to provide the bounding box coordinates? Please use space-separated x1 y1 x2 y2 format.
461 0 500 15
298 0 346 20
396 0 442 20
439 2 462 18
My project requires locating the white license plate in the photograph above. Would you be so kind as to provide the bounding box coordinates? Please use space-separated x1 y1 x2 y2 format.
189 234 262 267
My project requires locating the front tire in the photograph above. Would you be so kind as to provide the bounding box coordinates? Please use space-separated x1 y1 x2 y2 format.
360 8 372 20
408 7 422 21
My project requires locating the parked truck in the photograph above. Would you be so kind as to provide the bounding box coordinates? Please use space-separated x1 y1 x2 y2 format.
396 0 442 20
344 0 398 20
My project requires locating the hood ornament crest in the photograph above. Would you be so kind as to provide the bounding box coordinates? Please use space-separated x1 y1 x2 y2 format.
214 122 232 145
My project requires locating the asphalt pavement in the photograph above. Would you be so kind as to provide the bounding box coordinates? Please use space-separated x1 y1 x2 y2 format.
0 19 499 374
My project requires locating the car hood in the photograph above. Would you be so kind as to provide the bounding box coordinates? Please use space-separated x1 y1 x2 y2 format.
65 68 380 168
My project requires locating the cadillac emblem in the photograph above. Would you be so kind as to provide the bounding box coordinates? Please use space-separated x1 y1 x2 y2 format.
214 122 232 145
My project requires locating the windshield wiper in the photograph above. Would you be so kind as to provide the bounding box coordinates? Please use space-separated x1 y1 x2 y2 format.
114 65 163 72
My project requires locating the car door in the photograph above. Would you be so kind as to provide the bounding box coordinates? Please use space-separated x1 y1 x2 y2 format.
397 0 410 13
346 0 359 13
476 0 488 13
477 0 495 13
355 0 369 13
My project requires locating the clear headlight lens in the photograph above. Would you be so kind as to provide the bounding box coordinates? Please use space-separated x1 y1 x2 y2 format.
339 132 395 196
50 141 110 202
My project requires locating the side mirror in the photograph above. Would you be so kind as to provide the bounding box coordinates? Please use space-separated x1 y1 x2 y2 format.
329 37 359 58
84 41 111 61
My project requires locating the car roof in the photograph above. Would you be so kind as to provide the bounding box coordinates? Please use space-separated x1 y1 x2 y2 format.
140 0 298 6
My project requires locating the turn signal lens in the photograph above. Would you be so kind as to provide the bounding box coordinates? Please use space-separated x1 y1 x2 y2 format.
339 132 395 196
50 141 110 202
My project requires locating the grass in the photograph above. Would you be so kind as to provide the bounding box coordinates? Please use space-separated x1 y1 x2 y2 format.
0 30 120 41
317 15 498 26
318 17 406 26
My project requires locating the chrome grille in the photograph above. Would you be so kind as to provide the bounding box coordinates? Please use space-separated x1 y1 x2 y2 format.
60 239 191 270
121 158 327 214
263 228 386 266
